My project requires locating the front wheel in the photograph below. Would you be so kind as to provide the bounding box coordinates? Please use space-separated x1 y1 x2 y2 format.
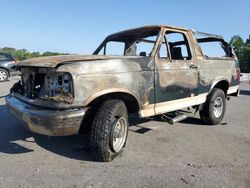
199 88 226 125
90 99 128 162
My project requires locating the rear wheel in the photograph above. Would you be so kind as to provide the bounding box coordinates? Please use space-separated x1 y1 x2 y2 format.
0 69 9 82
90 99 128 162
199 88 226 125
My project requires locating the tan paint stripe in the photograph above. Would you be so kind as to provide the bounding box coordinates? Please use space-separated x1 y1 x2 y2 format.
139 93 208 118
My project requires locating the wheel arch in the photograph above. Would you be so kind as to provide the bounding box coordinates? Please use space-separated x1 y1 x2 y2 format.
84 89 140 114
210 79 229 95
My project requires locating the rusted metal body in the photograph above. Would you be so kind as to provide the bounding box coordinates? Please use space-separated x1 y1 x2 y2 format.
5 25 240 136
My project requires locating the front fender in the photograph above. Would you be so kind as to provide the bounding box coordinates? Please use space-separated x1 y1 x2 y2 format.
82 88 140 107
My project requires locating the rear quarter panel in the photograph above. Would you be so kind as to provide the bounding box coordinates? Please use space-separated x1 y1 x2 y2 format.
198 57 239 94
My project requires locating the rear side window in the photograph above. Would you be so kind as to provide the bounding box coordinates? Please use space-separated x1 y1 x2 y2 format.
198 41 228 58
195 33 233 58
0 54 8 60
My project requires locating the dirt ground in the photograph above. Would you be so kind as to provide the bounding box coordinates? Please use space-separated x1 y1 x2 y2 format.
0 76 249 188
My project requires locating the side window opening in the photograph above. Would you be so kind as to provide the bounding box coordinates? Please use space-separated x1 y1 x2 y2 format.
166 32 192 60
198 41 227 58
194 33 234 59
158 36 169 59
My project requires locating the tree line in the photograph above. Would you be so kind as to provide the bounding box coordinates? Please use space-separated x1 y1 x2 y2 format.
230 35 250 73
0 47 68 61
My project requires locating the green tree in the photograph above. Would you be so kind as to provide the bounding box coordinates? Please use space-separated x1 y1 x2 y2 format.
13 49 30 61
1 47 17 54
0 47 68 61
241 45 250 72
42 51 67 56
230 35 250 73
30 52 41 58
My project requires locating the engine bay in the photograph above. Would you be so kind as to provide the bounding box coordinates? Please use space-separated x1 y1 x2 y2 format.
12 67 74 103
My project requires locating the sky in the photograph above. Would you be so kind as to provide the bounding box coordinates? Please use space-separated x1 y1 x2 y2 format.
0 0 249 54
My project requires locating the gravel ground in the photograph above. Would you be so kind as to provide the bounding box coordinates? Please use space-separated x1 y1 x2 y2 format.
0 76 249 188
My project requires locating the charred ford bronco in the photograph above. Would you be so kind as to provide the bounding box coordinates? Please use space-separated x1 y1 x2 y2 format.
5 25 240 161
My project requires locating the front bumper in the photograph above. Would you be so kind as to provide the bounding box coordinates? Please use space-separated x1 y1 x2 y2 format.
5 95 87 136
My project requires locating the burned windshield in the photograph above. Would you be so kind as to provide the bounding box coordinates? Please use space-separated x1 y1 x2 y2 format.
93 28 160 56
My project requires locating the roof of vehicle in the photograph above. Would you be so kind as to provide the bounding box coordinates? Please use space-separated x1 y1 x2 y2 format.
107 25 223 40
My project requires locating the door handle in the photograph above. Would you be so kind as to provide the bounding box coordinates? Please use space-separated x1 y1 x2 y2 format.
190 64 198 69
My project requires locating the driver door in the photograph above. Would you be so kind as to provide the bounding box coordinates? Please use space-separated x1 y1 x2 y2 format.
154 29 199 114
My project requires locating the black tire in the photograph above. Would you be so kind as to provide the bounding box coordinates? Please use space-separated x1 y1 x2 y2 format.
199 88 226 125
90 99 128 162
0 68 9 82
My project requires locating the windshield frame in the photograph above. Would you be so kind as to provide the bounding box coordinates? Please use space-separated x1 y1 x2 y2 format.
93 27 163 57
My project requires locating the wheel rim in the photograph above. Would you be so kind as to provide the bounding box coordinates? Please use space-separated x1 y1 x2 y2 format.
213 96 223 118
110 117 127 153
0 70 7 81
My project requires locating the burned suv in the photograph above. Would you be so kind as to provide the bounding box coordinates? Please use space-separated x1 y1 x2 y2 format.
6 25 240 161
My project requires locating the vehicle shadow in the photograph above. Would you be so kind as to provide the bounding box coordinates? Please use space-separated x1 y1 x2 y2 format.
33 133 92 161
0 104 210 161
179 116 205 125
0 104 34 154
0 104 93 161
34 114 157 160
240 89 250 96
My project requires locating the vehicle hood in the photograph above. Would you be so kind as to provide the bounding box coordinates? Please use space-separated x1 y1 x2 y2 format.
16 55 124 68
